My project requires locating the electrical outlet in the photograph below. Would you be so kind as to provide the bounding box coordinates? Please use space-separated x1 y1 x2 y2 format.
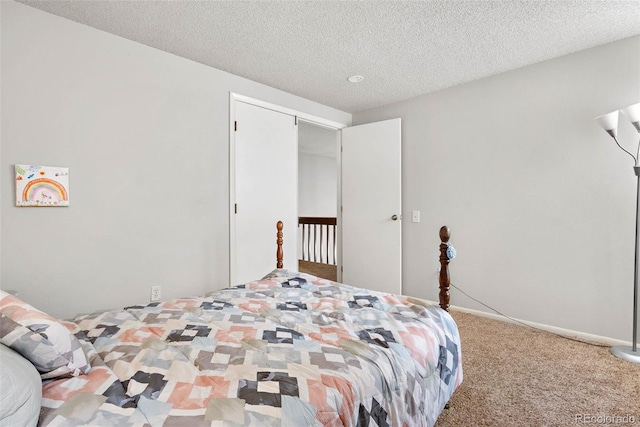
150 286 161 302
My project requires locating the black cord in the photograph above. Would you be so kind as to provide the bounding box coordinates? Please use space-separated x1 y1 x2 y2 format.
449 282 611 348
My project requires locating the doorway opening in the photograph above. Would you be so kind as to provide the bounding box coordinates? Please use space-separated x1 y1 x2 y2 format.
297 121 340 281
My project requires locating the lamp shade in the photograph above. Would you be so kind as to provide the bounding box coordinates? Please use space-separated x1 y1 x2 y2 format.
594 110 619 137
620 103 640 132
620 103 640 122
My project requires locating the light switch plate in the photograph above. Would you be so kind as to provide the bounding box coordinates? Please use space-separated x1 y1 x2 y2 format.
412 210 420 223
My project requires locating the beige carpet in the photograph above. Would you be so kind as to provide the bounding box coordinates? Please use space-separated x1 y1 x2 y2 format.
435 311 640 426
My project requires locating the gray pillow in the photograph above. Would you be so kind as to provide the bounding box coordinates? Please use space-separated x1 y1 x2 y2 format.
0 343 42 427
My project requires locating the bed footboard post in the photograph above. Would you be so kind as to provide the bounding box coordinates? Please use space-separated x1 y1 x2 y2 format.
276 221 284 269
439 226 451 312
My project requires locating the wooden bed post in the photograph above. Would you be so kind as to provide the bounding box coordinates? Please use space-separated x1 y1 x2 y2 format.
439 226 451 312
276 221 284 269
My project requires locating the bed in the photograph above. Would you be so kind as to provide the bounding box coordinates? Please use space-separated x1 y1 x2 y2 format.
0 222 462 427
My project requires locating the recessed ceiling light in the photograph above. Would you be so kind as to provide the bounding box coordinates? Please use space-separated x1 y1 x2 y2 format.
347 75 364 83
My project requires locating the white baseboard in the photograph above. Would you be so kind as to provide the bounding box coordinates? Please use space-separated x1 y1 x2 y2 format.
424 300 632 347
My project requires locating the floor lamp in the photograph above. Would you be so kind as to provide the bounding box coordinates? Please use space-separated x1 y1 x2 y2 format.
595 102 640 364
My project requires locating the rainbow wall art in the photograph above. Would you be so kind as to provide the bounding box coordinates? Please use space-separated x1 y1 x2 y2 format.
15 164 69 207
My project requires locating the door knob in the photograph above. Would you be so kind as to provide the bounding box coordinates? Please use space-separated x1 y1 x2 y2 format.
391 215 399 221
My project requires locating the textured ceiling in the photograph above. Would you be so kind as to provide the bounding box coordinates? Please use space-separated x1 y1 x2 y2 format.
17 0 640 113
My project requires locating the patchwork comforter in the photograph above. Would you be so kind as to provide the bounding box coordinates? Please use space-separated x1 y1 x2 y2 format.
39 270 463 426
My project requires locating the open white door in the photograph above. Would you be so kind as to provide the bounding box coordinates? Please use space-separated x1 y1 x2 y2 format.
232 101 298 285
341 118 402 294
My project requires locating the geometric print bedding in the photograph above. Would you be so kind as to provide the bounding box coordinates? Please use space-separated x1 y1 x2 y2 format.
39 270 463 426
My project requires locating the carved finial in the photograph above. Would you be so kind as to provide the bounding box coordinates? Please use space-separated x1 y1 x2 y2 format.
439 226 451 311
439 226 450 244
276 221 284 269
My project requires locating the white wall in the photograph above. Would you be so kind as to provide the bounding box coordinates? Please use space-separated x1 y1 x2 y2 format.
298 153 337 217
354 35 640 342
298 121 338 217
0 1 350 319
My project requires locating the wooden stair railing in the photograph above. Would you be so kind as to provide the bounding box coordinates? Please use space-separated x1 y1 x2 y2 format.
298 217 337 265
